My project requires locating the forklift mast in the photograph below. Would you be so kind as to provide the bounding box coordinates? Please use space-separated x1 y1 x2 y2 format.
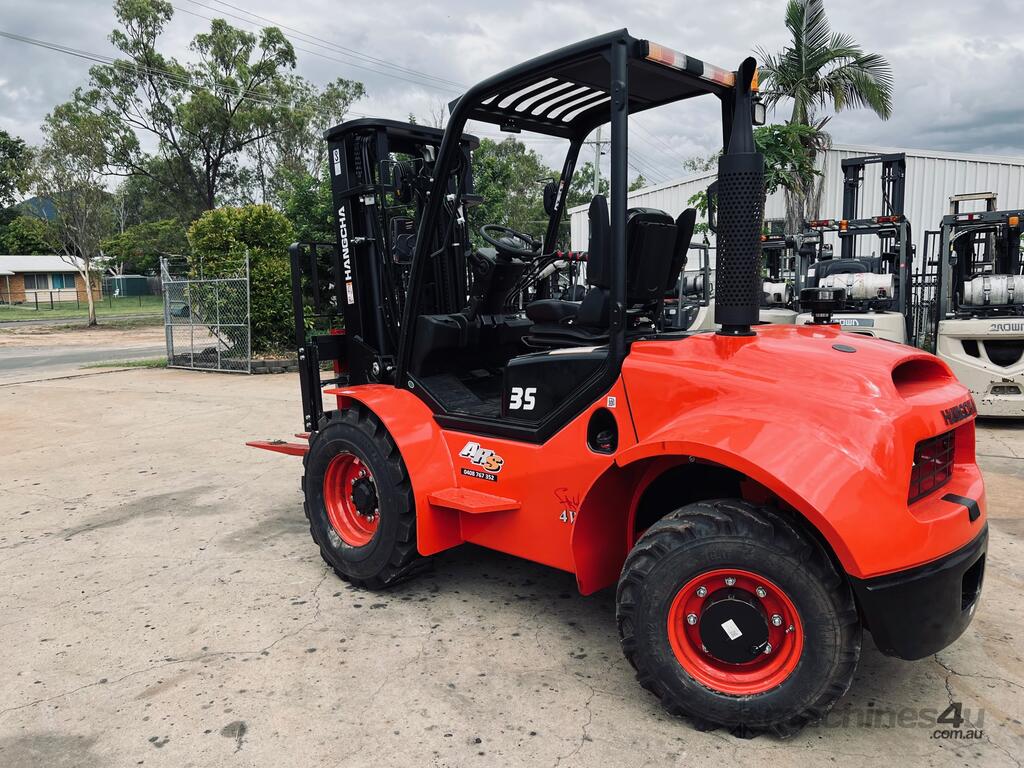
839 153 906 260
289 119 478 433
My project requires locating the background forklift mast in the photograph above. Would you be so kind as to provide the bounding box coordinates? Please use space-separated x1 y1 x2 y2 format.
799 153 914 342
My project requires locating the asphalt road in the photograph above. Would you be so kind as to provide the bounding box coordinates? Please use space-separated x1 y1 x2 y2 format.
0 344 166 374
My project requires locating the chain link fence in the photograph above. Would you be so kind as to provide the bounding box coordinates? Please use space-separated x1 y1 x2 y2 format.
161 256 251 373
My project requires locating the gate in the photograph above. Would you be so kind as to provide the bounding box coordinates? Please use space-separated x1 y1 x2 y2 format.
910 230 941 353
161 256 251 373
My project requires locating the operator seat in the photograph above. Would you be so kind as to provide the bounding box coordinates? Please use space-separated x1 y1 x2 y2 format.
526 196 681 347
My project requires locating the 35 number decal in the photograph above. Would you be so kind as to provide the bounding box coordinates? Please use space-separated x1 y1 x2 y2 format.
509 386 537 411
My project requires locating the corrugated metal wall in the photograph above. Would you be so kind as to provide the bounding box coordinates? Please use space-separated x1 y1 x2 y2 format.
569 144 1024 259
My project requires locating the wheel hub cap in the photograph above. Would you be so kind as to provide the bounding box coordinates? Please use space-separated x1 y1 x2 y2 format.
698 590 770 664
323 453 379 547
667 568 804 695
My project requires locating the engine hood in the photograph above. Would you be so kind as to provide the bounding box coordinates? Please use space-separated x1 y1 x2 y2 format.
620 324 981 579
625 324 963 430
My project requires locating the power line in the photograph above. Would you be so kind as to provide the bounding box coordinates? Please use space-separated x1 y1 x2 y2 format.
1 28 683 190
188 0 466 91
174 2 463 94
0 28 374 117
632 121 689 167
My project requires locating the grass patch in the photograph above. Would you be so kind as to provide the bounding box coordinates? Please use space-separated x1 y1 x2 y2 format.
48 316 164 331
81 357 167 369
0 295 164 321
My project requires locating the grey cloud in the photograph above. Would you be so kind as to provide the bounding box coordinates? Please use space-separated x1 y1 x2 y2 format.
0 0 1021 174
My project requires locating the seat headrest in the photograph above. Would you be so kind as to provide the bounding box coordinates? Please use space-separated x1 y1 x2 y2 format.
626 207 674 229
667 208 697 291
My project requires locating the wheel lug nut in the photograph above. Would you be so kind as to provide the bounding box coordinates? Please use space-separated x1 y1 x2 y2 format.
686 613 698 626
756 586 767 598
763 643 772 655
724 576 736 587
771 614 783 627
696 586 707 598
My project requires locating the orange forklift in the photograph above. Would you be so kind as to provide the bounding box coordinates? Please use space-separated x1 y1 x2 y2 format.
251 31 986 736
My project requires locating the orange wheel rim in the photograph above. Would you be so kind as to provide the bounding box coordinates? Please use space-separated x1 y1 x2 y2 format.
667 568 804 695
323 453 379 547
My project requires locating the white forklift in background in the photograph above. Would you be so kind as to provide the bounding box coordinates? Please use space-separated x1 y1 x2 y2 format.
663 239 715 331
928 193 1024 417
796 153 913 343
759 231 800 324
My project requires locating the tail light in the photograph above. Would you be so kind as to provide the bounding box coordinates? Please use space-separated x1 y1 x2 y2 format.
908 430 955 504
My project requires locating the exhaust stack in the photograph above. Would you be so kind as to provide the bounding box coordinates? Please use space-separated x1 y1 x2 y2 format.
714 57 765 336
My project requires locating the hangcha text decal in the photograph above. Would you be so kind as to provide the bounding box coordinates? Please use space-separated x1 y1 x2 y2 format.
459 441 504 480
338 205 354 305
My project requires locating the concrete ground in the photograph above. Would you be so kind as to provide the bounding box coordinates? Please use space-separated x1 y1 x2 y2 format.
1 365 1021 767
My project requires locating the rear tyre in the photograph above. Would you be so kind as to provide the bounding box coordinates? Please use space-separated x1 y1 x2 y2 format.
616 499 860 737
302 405 424 589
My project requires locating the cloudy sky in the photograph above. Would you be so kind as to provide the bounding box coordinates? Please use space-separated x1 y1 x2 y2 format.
1 0 1022 186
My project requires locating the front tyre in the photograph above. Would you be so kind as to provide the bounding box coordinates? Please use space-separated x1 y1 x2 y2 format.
302 405 423 589
616 499 860 737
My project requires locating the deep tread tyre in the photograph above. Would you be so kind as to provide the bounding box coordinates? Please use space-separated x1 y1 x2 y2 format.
302 406 424 589
616 499 860 737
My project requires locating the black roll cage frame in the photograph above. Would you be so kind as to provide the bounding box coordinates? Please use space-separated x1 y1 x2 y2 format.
393 29 756 442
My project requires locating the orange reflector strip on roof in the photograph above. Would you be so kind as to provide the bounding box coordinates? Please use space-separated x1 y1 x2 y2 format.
645 41 736 87
701 62 736 87
646 42 688 71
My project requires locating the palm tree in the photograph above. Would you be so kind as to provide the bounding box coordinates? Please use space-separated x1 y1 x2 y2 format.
755 0 894 231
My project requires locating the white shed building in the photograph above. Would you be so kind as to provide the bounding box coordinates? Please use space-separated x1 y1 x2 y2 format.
569 143 1024 258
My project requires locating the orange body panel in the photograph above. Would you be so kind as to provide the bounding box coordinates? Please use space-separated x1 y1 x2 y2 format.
620 325 985 580
321 324 985 595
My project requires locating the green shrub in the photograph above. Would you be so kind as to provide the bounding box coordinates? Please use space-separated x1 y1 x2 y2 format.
187 205 295 354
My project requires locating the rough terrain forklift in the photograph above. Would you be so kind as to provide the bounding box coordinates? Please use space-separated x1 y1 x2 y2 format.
925 193 1024 416
251 31 987 736
796 154 914 343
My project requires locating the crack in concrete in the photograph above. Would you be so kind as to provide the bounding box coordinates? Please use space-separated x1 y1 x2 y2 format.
932 655 1023 768
551 681 595 768
933 653 1024 692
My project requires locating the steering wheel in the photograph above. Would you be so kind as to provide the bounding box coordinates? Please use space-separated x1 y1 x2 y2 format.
480 224 542 260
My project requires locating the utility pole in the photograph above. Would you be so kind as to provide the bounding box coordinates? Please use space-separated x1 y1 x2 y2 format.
583 127 610 195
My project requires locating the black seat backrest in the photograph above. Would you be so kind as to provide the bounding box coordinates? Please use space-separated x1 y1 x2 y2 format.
667 208 697 291
586 195 611 289
572 199 675 330
625 208 676 304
